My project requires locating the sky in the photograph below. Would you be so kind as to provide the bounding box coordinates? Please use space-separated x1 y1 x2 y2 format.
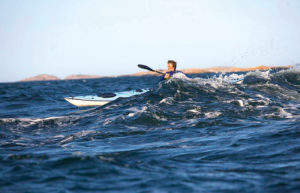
0 0 300 82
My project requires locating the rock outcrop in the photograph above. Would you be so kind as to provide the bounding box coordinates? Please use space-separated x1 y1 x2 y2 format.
20 74 60 82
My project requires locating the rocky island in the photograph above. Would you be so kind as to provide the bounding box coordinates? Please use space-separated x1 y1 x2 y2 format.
20 74 61 82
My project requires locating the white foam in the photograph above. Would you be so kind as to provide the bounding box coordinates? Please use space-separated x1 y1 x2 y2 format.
171 73 191 81
125 106 148 118
249 69 270 78
74 130 96 138
159 97 174 105
54 135 65 138
262 105 300 119
60 136 74 144
187 109 201 114
204 111 222 118
103 117 114 126
278 108 294 118
127 113 135 117
0 116 78 129
224 99 247 107
237 100 244 107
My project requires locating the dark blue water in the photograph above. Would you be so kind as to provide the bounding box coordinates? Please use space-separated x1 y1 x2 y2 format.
1 69 300 193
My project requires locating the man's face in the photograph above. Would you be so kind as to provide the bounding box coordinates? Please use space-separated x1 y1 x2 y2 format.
168 63 175 71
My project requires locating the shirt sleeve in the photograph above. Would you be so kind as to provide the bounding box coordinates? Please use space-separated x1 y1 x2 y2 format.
160 74 166 81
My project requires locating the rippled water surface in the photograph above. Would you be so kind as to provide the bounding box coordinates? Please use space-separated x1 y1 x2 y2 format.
1 69 300 192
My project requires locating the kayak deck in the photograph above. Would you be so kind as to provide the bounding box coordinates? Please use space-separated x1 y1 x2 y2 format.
65 89 149 107
65 97 110 107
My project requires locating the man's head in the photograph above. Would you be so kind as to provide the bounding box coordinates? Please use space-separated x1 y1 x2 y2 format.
168 60 177 71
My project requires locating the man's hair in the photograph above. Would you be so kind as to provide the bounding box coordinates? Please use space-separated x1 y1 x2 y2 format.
168 60 177 70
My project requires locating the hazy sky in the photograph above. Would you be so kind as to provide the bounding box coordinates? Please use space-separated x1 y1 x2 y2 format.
1 0 300 82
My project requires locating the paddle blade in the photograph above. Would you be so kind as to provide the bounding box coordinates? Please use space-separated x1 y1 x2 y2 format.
138 64 154 72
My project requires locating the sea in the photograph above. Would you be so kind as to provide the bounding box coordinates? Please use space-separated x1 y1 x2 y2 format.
0 68 300 193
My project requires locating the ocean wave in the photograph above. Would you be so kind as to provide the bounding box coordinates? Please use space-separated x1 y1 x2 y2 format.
1 70 300 192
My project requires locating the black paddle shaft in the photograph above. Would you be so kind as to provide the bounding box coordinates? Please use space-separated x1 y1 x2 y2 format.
137 64 164 75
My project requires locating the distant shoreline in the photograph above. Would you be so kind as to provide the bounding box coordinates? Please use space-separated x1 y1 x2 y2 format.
18 65 292 82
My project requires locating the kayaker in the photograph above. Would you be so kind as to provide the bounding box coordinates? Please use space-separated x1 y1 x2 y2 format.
160 60 184 81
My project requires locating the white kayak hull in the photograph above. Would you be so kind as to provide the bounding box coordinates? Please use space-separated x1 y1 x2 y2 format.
65 89 149 107
65 97 110 107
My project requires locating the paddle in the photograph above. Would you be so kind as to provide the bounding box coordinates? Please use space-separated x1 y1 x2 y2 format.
138 64 164 75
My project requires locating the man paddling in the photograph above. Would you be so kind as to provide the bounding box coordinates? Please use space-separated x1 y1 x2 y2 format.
160 60 184 81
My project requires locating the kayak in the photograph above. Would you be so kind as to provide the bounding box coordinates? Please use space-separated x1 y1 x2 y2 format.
65 89 149 107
